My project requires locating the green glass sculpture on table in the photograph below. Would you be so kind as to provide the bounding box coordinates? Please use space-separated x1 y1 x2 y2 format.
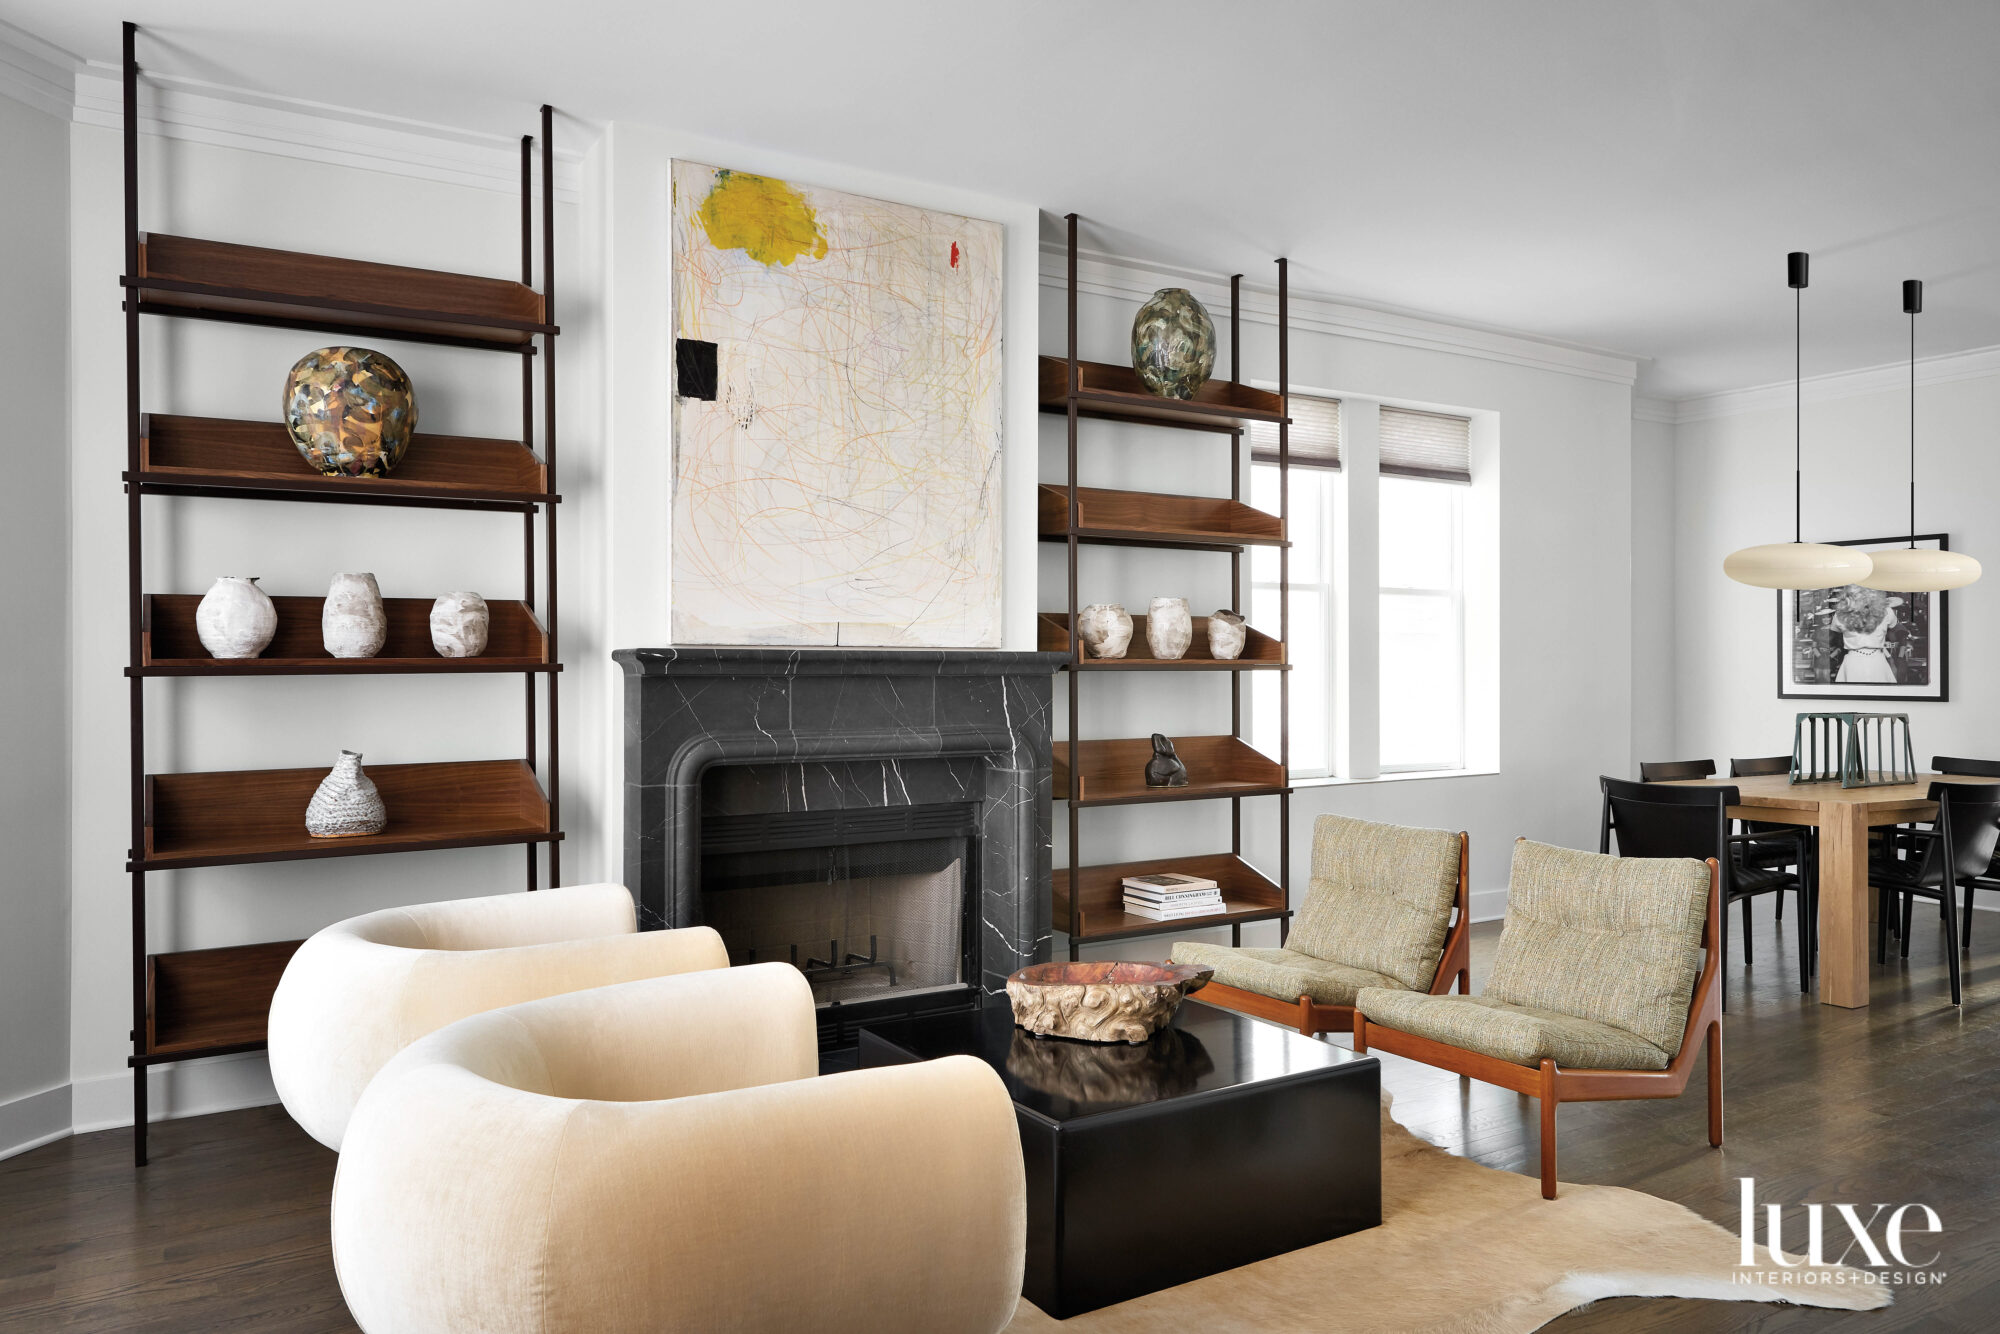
1790 712 1915 788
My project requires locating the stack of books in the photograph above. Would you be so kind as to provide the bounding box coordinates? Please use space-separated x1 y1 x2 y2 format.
1121 872 1224 921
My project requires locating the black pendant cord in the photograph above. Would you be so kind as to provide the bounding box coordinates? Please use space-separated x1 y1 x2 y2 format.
1908 287 1918 549
1788 252 1808 545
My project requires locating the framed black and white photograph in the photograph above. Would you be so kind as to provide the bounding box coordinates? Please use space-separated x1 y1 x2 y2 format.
1777 534 1950 702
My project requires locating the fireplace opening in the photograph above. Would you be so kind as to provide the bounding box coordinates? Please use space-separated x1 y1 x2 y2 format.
699 804 980 1036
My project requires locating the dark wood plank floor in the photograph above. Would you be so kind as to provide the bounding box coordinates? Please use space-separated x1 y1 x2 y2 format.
4 895 1997 1331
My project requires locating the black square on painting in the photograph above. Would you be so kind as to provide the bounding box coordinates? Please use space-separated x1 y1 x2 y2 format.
676 338 718 400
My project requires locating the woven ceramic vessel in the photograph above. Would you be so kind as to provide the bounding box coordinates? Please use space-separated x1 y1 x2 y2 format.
430 592 490 658
323 573 387 659
284 346 418 478
1076 603 1132 659
194 576 277 659
1207 608 1247 661
306 750 387 838
1147 597 1192 660
1130 288 1216 400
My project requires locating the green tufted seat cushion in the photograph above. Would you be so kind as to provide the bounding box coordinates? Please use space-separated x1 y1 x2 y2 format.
1168 943 1399 1007
1286 815 1463 992
1358 838 1710 1070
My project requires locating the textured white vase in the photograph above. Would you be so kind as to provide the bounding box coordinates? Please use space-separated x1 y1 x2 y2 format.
1076 603 1132 659
194 576 277 659
429 592 490 658
1207 608 1247 661
305 750 387 838
323 573 387 659
1147 597 1193 661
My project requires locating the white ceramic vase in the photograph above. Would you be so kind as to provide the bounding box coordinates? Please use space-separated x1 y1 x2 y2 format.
430 592 490 658
305 750 387 838
1207 608 1247 661
1147 597 1193 661
323 573 387 659
194 576 278 659
1076 603 1133 659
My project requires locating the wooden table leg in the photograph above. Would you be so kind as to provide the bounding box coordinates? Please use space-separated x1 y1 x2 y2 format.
1818 803 1871 1008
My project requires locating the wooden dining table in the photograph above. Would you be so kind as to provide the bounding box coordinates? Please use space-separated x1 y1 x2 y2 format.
1664 772 1989 1008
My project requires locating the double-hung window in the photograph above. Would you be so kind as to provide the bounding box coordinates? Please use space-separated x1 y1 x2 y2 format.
1247 396 1339 778
1376 407 1471 772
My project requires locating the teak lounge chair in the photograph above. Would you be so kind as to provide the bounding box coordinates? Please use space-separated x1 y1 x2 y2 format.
1171 815 1471 1036
1355 838 1722 1199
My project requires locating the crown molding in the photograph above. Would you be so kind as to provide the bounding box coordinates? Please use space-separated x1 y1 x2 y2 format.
1667 343 2000 425
70 63 585 202
1039 243 1640 387
0 19 75 119
0 20 586 201
1631 395 1678 425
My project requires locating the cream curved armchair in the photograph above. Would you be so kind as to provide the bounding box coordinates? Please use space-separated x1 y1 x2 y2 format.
332 962 1026 1334
269 883 728 1150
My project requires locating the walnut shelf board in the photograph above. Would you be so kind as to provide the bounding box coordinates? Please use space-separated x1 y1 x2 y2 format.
1038 485 1287 551
137 759 558 871
1038 612 1285 670
1038 356 1285 431
1055 735 1288 806
140 595 553 676
145 939 303 1058
129 234 551 348
1054 853 1290 943
135 415 554 509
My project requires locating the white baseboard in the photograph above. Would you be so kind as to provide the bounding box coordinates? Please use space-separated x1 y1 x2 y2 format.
0 1083 71 1161
1469 887 1508 923
69 1053 277 1134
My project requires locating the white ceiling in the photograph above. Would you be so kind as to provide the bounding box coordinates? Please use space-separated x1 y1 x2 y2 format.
11 0 2000 399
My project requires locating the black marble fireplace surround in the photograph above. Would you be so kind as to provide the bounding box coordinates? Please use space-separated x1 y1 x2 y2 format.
615 648 1066 1023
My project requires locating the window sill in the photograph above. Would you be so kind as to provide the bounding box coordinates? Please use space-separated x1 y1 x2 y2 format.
1289 766 1499 789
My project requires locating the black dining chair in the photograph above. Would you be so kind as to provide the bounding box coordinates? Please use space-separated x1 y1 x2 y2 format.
1639 759 1717 782
1600 776 1813 996
1869 781 2000 1006
1729 755 1814 944
1932 757 2000 946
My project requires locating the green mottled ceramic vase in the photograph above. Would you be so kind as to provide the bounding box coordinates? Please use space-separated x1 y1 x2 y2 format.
1130 288 1216 400
284 346 418 477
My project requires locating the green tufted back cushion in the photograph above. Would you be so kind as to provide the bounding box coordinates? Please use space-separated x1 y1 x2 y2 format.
1487 839 1709 1055
1286 815 1462 992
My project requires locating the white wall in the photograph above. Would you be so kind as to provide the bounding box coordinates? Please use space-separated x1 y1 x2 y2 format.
1631 413 1678 766
1672 362 2000 766
0 88 74 1159
1041 260 1638 943
65 124 584 1129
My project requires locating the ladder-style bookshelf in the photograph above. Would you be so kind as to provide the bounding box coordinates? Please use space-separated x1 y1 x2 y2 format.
1046 214 1293 959
118 24 563 1163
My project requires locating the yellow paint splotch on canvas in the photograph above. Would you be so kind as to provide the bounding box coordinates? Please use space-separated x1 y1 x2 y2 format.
697 171 829 267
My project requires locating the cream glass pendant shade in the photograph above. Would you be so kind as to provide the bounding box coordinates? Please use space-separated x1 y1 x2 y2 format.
1724 252 1869 590
1858 544 1981 593
1724 542 1876 590
1856 279 1981 594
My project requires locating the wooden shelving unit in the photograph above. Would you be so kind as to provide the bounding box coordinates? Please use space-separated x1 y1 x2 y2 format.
1050 215 1293 957
117 24 564 1164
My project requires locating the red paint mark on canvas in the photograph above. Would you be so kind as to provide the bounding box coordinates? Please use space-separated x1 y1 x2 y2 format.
950 242 960 269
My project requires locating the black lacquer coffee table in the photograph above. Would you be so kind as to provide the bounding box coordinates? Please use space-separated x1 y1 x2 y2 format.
858 999 1381 1318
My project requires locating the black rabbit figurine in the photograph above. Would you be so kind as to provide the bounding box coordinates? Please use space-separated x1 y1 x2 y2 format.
1144 733 1189 787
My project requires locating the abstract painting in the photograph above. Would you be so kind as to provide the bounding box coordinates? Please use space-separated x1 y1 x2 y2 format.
670 161 1004 646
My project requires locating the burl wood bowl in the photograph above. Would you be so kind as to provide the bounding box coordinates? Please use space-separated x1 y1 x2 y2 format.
1006 961 1214 1045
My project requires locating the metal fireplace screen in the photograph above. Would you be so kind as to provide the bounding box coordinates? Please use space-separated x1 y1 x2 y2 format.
700 833 970 1006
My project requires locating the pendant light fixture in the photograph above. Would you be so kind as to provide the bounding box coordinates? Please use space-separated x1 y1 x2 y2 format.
1857 279 1982 592
1723 252 1876 589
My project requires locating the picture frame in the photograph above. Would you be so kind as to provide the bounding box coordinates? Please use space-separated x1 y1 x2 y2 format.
1776 533 1949 702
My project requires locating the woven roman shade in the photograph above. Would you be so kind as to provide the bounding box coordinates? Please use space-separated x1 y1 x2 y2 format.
1250 393 1340 469
1380 406 1472 483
